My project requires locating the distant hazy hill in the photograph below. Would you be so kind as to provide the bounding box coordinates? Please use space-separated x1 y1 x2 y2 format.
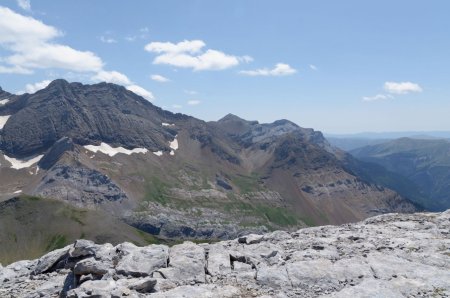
327 137 389 151
351 138 450 211
326 131 450 152
326 131 450 140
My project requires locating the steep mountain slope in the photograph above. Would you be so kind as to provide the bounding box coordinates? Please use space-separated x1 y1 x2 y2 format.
0 80 418 243
351 138 450 211
0 79 181 158
0 196 157 265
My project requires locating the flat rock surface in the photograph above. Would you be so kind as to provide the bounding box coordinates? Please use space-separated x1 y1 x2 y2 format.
0 210 449 297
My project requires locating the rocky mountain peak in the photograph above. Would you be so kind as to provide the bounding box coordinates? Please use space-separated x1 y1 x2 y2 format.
218 113 258 124
0 87 11 99
46 78 70 88
0 80 176 158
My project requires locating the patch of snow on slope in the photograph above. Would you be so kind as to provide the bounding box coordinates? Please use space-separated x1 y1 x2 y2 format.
153 151 163 156
13 190 22 194
84 142 148 157
0 115 11 129
162 123 175 127
169 136 178 156
4 154 44 170
0 98 9 105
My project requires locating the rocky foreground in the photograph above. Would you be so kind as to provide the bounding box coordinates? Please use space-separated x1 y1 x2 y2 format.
1 211 449 298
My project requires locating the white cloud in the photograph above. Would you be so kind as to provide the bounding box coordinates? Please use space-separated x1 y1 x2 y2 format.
184 90 198 95
6 44 103 72
239 55 253 63
172 104 182 109
16 0 31 11
146 40 205 54
100 36 117 44
239 63 297 76
187 100 201 105
0 65 32 74
126 85 154 101
23 79 51 94
0 7 156 102
151 74 170 82
384 81 423 94
362 94 394 102
309 64 318 71
0 6 103 74
145 39 249 71
92 70 132 85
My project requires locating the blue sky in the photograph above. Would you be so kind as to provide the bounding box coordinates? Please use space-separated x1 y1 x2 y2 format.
1 0 449 133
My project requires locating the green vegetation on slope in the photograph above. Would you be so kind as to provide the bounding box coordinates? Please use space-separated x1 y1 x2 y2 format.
144 176 170 205
0 196 158 265
231 173 263 194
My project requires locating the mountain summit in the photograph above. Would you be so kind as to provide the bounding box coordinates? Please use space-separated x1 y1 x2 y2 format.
0 79 181 158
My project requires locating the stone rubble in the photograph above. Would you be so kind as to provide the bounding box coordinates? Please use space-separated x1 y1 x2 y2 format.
0 210 449 297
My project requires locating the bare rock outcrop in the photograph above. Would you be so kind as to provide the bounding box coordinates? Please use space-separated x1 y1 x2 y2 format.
1 210 449 297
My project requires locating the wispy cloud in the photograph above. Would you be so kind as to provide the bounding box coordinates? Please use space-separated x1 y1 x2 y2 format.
187 100 201 105
151 74 170 83
126 85 154 101
125 27 150 42
100 36 117 44
172 104 182 109
91 70 132 85
239 63 297 76
362 94 394 102
363 81 423 102
384 81 423 94
184 90 198 95
16 0 31 11
145 39 251 71
16 79 50 94
309 64 318 71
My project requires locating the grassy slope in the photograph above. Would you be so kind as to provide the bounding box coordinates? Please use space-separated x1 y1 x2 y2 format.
0 196 158 265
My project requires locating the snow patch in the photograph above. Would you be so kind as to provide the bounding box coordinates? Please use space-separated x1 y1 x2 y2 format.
169 137 179 150
0 115 11 129
169 136 179 156
13 190 22 194
84 142 148 157
4 154 44 170
0 98 9 105
162 123 175 127
153 151 163 156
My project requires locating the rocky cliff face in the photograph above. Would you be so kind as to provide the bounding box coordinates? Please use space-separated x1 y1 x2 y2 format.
0 210 448 297
0 79 181 158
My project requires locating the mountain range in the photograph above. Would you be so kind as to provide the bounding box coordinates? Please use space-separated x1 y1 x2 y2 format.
350 137 450 211
0 79 419 263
